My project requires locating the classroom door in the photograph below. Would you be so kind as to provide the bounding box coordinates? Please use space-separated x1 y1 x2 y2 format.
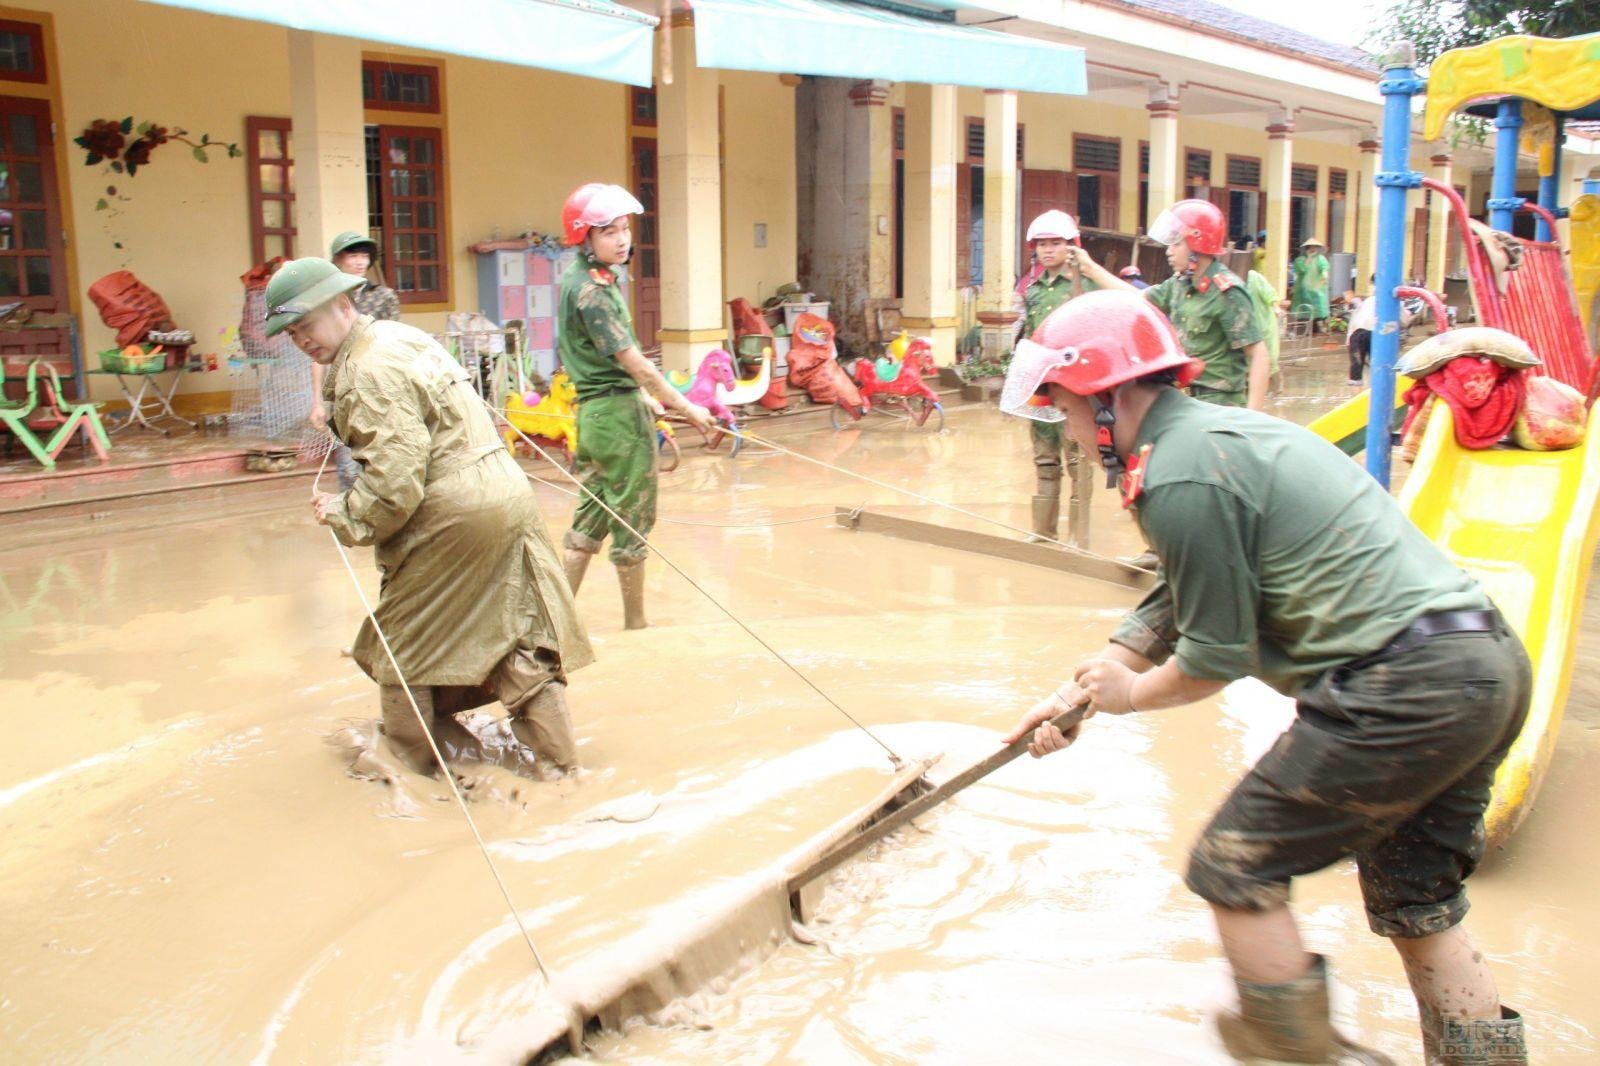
629 135 660 351
0 95 66 311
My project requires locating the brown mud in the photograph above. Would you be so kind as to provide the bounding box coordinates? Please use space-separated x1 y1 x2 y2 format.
2 355 1595 1062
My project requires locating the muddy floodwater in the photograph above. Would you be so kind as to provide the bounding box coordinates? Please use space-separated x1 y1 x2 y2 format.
3 390 1597 1062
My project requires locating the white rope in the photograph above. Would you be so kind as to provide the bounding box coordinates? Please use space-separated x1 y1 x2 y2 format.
482 394 908 769
311 447 553 983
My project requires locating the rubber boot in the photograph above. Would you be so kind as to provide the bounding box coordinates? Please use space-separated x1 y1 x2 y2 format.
617 561 648 630
379 685 489 777
1420 1005 1525 1066
1028 494 1060 544
1119 549 1159 571
563 547 594 595
508 681 579 778
1066 475 1091 551
1216 956 1394 1065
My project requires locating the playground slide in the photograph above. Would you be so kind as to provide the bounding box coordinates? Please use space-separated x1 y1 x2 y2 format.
1396 402 1600 847
1304 379 1412 456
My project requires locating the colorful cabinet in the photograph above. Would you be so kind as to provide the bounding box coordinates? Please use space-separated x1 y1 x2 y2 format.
474 246 573 382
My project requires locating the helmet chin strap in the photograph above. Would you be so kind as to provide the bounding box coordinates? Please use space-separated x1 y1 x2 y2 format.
1091 392 1125 489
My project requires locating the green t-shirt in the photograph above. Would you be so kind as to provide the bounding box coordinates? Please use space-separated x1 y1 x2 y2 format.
1022 268 1097 339
1109 389 1486 695
1143 259 1263 398
558 255 640 401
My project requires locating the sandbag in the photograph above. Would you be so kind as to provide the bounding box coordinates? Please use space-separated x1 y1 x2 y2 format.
87 270 175 347
1514 376 1587 451
786 313 863 410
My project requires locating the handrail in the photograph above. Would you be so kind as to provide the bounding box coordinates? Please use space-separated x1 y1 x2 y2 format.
1422 176 1505 327
1518 200 1562 238
1396 285 1451 335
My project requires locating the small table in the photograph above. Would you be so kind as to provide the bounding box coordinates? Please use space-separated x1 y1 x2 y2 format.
90 360 197 435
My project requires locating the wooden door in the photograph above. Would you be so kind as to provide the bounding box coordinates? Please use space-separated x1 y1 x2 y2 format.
629 135 660 351
1411 206 1430 283
0 96 65 311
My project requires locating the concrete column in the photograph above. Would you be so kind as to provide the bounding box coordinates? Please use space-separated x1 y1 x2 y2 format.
902 83 959 366
1427 153 1453 292
656 23 724 372
1557 144 1590 247
288 31 367 262
1264 112 1294 294
976 89 1019 359
1355 132 1379 290
1146 85 1180 224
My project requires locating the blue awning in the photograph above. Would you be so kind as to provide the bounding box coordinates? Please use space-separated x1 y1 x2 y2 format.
690 0 1086 95
141 0 658 87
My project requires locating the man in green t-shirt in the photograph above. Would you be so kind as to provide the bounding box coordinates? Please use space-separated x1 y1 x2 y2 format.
1011 210 1096 547
556 183 716 630
1000 290 1530 1065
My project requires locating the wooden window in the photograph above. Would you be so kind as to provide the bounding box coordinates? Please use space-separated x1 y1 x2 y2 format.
1138 141 1150 231
0 19 45 84
1291 164 1318 193
362 59 440 114
367 124 446 303
631 87 657 127
0 95 66 309
1016 124 1025 168
1073 135 1120 174
892 107 905 299
965 119 983 164
1329 169 1348 195
1073 135 1120 231
892 109 905 153
1184 148 1211 183
246 116 295 265
1226 155 1261 188
1139 142 1150 177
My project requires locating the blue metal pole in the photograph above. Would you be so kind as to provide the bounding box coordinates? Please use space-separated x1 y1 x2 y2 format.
1366 44 1424 488
1536 117 1565 242
1487 98 1523 234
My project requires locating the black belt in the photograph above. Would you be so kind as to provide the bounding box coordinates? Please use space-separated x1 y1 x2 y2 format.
1348 609 1499 670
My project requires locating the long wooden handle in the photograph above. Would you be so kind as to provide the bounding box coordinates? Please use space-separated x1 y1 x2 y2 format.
787 704 1088 895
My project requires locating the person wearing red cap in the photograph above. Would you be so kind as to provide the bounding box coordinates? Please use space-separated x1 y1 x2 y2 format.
1072 199 1270 412
1013 208 1095 547
997 290 1530 1065
556 183 717 630
1118 264 1150 290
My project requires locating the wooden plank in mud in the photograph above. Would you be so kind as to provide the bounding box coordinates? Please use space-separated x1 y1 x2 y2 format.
833 506 1155 590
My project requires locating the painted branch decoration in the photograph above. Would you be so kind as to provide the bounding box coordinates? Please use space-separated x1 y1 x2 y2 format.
74 116 243 176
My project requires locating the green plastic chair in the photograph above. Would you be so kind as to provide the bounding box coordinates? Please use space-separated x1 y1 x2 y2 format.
1 360 110 469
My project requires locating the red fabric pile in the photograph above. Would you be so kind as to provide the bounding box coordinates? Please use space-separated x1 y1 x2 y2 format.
86 270 175 347
786 313 863 410
1401 356 1527 449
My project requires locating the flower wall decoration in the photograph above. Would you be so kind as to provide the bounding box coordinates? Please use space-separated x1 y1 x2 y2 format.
73 117 241 177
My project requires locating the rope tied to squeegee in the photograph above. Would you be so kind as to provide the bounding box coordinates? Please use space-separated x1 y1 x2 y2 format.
312 449 553 983
479 394 908 769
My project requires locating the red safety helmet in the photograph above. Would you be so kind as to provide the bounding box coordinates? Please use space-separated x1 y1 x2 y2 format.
1148 198 1227 256
1033 289 1204 395
562 183 645 247
1118 265 1142 278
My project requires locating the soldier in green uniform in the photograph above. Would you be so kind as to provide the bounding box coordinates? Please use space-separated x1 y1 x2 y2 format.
1012 210 1096 546
556 183 716 630
1000 290 1530 1066
1074 198 1270 411
269 257 594 781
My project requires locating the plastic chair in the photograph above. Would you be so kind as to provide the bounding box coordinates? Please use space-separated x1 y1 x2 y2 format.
29 360 110 464
1 360 109 469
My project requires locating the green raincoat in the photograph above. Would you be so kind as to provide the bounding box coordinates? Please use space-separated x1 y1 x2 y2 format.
323 316 594 692
1291 252 1330 319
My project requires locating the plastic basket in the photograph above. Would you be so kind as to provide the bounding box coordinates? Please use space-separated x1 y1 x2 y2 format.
99 346 165 374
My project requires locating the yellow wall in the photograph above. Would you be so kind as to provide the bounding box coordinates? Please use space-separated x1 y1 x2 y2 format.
718 70 797 320
44 0 292 401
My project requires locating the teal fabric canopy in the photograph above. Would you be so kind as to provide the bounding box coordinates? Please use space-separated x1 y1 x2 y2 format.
141 0 658 87
691 0 1086 95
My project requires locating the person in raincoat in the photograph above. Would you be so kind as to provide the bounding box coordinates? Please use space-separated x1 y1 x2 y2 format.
1291 237 1331 333
310 231 400 491
269 256 594 781
556 183 717 630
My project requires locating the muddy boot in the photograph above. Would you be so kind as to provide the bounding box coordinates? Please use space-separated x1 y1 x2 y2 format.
617 561 648 630
380 684 442 777
563 547 594 595
1028 494 1061 543
1420 1005 1525 1066
508 681 579 778
1119 549 1159 571
1216 956 1394 1065
1066 483 1091 551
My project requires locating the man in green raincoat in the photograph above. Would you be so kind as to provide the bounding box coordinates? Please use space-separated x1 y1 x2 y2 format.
556 182 716 630
1291 237 1331 333
268 256 594 781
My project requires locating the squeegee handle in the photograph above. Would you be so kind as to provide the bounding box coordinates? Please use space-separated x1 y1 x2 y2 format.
788 703 1089 894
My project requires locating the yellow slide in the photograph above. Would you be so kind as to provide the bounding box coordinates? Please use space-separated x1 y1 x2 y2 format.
1305 381 1411 457
1396 402 1600 847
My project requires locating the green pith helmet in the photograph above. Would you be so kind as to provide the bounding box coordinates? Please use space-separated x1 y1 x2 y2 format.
329 230 378 259
263 257 365 337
